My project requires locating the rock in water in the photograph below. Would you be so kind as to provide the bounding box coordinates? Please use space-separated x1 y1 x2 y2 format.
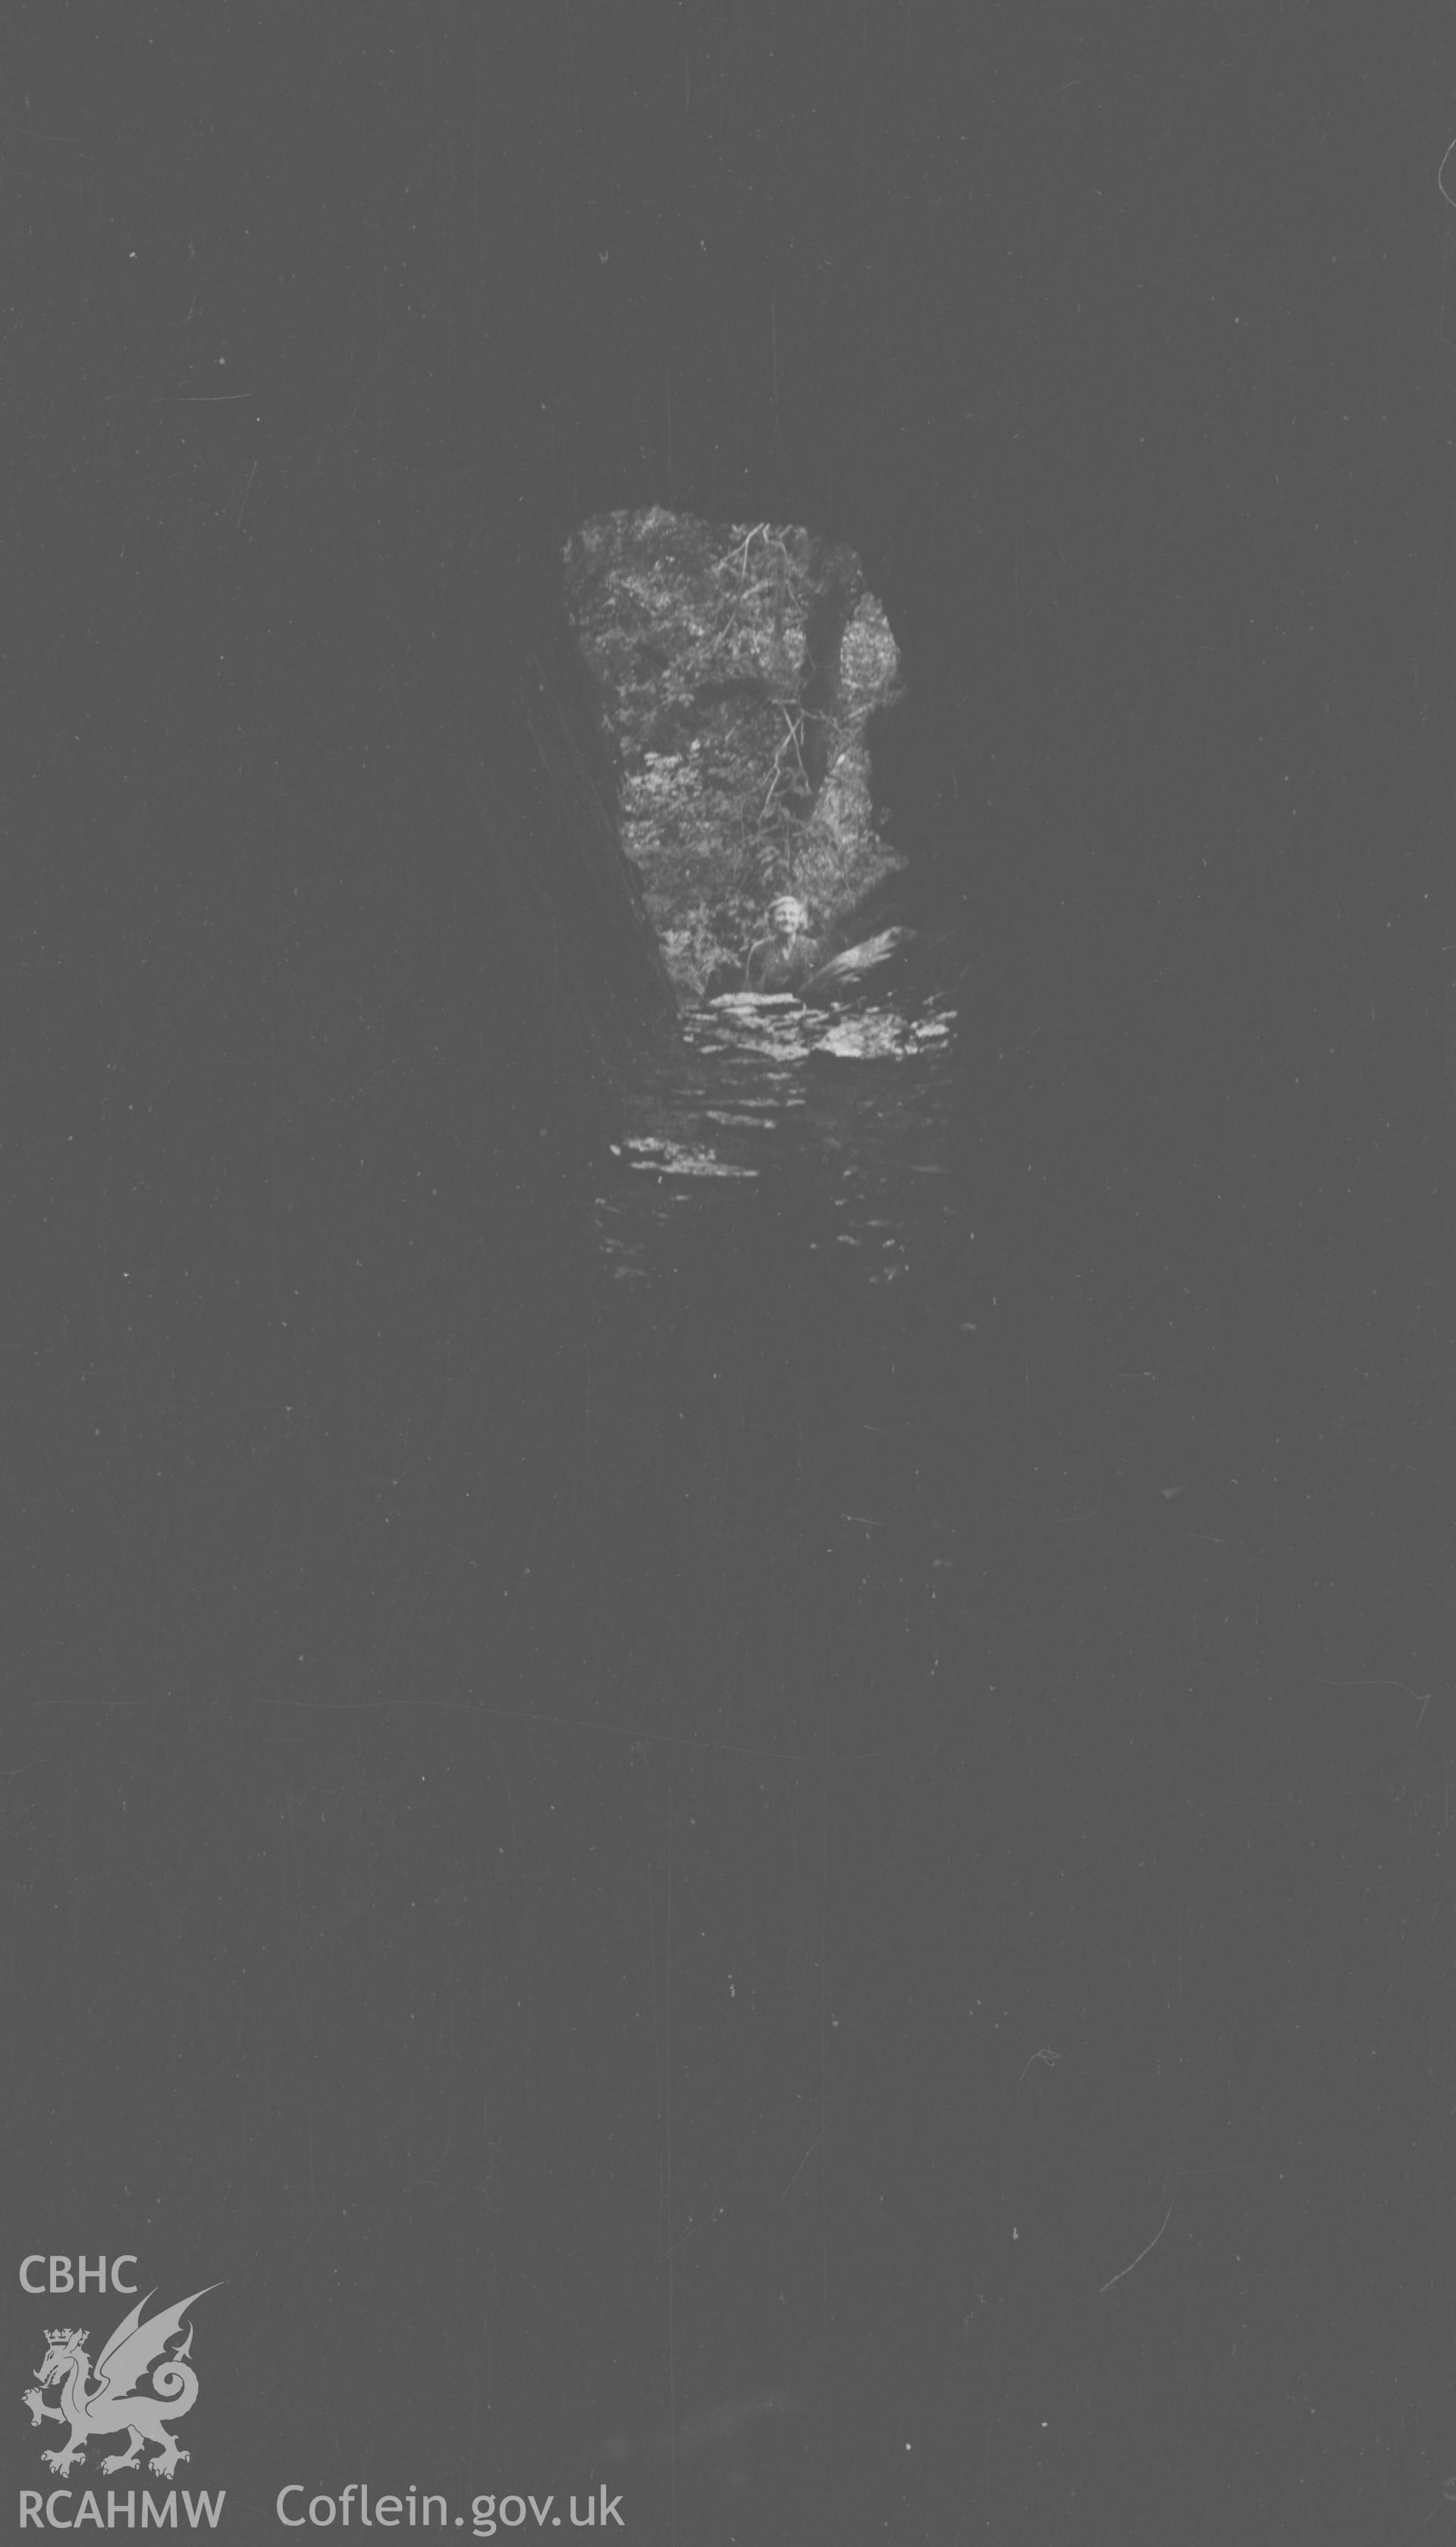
799 926 917 1004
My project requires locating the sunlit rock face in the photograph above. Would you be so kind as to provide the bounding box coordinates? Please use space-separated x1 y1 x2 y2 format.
564 505 905 1001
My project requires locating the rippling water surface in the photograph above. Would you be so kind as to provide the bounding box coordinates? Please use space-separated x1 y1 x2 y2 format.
595 988 962 1292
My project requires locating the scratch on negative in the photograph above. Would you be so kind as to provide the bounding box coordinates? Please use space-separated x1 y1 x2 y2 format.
1099 2193 1175 2294
777 2132 824 2205
1315 1678 1432 1731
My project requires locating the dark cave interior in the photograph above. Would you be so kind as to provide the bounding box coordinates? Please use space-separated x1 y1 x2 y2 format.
8 8 1456 2531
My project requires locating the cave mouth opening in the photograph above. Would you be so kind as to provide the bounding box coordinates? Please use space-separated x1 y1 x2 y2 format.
562 502 912 1006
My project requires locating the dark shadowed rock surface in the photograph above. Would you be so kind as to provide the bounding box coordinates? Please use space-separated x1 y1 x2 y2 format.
564 506 905 999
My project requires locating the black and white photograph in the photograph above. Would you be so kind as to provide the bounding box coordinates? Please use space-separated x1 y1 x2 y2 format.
8 6 1454 2539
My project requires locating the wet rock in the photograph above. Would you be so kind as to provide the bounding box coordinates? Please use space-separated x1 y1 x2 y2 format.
799 925 917 1004
563 505 905 1001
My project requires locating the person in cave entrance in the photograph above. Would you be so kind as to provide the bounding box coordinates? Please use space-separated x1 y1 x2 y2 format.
742 894 823 993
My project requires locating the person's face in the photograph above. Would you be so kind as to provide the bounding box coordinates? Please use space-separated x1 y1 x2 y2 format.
773 903 802 944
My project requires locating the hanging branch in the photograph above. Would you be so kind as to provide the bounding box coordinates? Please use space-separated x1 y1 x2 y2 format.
761 701 809 815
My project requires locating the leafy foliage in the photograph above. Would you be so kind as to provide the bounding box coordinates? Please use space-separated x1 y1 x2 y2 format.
564 507 903 997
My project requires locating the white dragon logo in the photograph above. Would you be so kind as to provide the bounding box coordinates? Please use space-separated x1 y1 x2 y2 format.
23 2288 218 2481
